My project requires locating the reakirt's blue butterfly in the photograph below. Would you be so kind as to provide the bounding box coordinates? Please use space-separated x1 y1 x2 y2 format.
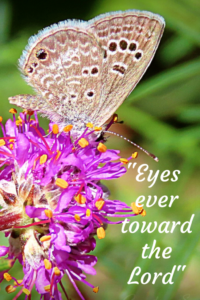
9 10 165 139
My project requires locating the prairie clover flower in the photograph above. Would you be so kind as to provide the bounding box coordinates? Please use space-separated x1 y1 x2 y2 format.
0 111 145 299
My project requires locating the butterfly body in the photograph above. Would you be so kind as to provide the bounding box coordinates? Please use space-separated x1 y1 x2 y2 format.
9 10 165 138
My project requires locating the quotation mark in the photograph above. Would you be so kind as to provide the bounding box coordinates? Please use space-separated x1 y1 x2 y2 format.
177 265 186 271
128 162 137 169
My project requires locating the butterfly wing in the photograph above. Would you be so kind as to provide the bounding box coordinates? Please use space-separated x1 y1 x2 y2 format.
9 11 165 134
16 23 104 127
87 10 165 126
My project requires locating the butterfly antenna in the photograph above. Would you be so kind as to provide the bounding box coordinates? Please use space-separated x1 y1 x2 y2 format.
104 130 159 162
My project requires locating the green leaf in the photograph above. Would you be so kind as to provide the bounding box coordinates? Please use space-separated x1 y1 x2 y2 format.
157 213 200 300
127 58 200 103
0 1 11 44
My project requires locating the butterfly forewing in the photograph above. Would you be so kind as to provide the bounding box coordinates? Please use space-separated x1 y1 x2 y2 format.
87 11 165 126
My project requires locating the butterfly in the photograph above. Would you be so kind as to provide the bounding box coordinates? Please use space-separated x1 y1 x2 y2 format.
9 10 165 138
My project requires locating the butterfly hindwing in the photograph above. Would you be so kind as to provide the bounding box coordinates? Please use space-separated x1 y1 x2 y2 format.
18 26 104 125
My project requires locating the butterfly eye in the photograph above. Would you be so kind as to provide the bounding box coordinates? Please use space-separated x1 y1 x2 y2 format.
36 49 48 60
129 42 137 51
91 67 98 75
87 91 94 97
135 52 142 60
109 42 117 52
82 68 89 76
119 40 128 50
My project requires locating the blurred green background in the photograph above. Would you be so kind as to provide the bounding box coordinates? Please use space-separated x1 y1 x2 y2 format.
0 0 199 299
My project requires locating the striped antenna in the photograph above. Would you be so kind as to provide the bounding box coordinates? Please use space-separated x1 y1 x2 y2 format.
104 130 159 162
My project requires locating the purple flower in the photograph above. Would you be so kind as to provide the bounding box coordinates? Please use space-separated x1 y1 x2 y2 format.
0 111 146 299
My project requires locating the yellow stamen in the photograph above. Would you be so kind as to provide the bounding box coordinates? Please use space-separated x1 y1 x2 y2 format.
86 122 93 128
52 124 59 134
14 279 23 285
23 288 30 295
74 194 86 204
40 235 51 242
32 157 38 170
131 202 143 215
74 214 81 222
44 209 53 218
0 116 3 122
120 158 129 164
44 285 50 292
40 154 47 165
5 285 16 293
9 108 17 114
23 109 34 116
63 125 73 132
9 144 14 150
141 210 147 217
78 138 89 148
54 267 61 276
55 178 68 189
132 152 138 159
95 199 105 210
55 150 61 160
93 286 99 293
113 113 118 122
0 140 6 147
16 120 22 126
94 126 102 131
3 273 12 281
97 142 107 153
44 259 52 270
86 209 91 217
9 139 15 143
97 227 106 239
